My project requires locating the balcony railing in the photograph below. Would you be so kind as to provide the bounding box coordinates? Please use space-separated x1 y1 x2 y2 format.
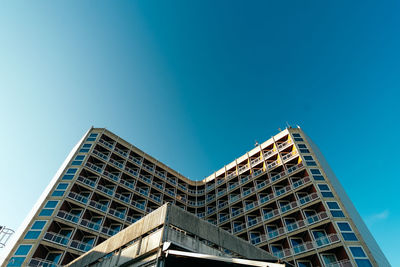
109 158 124 169
103 170 120 183
326 260 353 267
67 192 89 205
114 193 131 204
120 179 135 189
96 184 115 196
85 162 103 174
69 239 94 252
56 210 80 224
114 147 128 158
29 258 59 267
277 139 292 150
43 232 69 246
99 138 114 149
92 149 109 161
77 176 96 188
108 208 126 220
88 200 108 213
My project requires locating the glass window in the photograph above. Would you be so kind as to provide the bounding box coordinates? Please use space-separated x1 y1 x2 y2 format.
297 261 312 267
298 144 307 148
318 184 330 191
75 155 85 160
355 259 373 267
304 156 313 160
7 257 25 267
15 245 32 256
31 221 46 230
294 137 304 141
349 247 367 258
62 174 74 180
322 192 334 197
310 169 321 174
89 133 98 137
327 202 340 209
306 161 317 166
342 232 358 241
331 210 345 217
82 144 92 148
71 160 82 166
56 183 69 190
86 137 96 141
322 254 337 265
300 149 310 153
44 201 59 208
79 148 90 153
66 168 77 174
51 190 65 197
39 209 54 217
46 252 62 263
293 133 301 137
24 230 41 239
313 175 325 181
337 222 352 232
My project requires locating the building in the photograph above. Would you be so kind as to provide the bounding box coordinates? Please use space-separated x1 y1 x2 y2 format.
2 127 390 267
66 203 286 267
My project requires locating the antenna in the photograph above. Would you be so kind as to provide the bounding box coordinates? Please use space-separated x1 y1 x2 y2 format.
254 140 259 147
286 121 291 128
0 225 14 248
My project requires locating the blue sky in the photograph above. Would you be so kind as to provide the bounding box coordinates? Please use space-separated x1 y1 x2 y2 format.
0 1 399 265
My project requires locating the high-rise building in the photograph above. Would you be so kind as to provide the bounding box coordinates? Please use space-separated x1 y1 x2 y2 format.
2 127 390 267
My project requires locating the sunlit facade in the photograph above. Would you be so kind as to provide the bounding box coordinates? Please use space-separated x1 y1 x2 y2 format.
3 127 389 267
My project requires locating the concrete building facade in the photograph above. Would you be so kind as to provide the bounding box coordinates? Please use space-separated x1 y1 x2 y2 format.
66 203 285 267
2 127 390 267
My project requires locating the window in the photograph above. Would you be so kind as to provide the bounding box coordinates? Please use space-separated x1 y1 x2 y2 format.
66 168 77 174
79 148 90 153
292 133 304 141
293 133 301 137
86 137 96 141
62 174 74 180
52 183 69 197
317 184 334 198
7 257 25 267
326 201 345 218
321 254 338 265
75 155 85 160
45 201 59 208
349 246 366 258
89 133 98 138
15 245 32 256
71 160 82 166
24 231 41 239
303 155 316 166
45 252 63 264
310 169 324 181
39 209 54 216
297 261 312 267
82 144 92 148
349 246 372 267
32 221 46 230
337 222 358 241
297 144 310 153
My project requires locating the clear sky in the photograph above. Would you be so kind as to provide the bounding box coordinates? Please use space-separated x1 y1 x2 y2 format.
0 0 399 265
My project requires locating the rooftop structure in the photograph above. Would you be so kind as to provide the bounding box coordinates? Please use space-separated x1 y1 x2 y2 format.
2 127 390 267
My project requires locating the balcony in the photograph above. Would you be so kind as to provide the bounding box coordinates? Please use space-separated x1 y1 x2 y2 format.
178 184 188 192
29 258 59 267
96 184 115 197
67 192 89 205
238 164 249 174
326 260 353 267
242 187 255 197
131 201 146 211
114 147 128 158
135 187 149 197
298 193 319 206
120 179 135 189
150 194 162 203
143 163 154 173
250 157 261 167
263 149 275 159
80 218 101 231
114 193 131 205
231 208 243 218
125 166 139 177
218 214 230 224
206 195 215 203
218 201 228 209
277 139 292 150
103 170 120 183
77 176 96 188
287 162 304 174
217 189 227 197
138 174 152 185
99 138 114 149
267 160 279 170
247 217 262 228
281 151 297 162
43 232 69 246
129 155 143 166
88 200 108 213
155 170 166 178
109 158 124 169
56 210 80 224
85 162 103 174
92 149 109 161
289 234 341 257
165 188 175 197
274 185 291 197
70 239 93 252
108 208 126 220
101 225 119 236
250 234 267 245
228 182 239 191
